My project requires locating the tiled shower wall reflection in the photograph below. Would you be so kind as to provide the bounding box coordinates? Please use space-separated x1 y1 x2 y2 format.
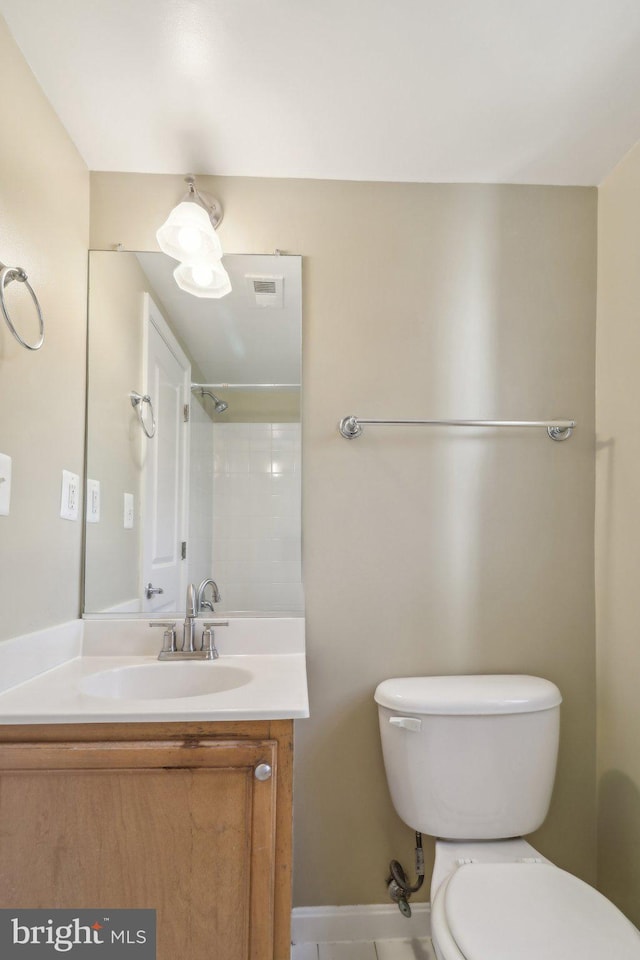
212 422 303 613
189 395 215 590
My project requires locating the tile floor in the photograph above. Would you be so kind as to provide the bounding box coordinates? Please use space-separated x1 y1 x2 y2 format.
292 939 435 960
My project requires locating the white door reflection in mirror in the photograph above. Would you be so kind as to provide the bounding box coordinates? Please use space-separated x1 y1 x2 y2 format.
142 297 189 613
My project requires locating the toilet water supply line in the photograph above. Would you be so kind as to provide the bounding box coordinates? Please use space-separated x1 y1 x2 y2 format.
387 832 424 917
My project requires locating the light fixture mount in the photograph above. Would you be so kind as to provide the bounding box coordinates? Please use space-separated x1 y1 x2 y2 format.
182 175 223 230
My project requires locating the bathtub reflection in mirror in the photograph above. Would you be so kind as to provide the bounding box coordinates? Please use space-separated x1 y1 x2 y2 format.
84 250 302 617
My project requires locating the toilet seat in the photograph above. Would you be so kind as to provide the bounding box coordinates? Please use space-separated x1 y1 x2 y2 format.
432 862 640 960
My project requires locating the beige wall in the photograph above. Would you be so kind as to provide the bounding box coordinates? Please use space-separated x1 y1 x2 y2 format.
596 139 640 923
91 173 598 904
215 389 300 422
0 18 89 642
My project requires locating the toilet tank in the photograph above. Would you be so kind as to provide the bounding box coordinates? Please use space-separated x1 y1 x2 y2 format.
375 675 562 840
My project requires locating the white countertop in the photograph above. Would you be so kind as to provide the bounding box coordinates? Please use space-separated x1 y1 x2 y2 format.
0 618 309 724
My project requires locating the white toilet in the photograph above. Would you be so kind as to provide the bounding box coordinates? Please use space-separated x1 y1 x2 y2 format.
375 674 640 959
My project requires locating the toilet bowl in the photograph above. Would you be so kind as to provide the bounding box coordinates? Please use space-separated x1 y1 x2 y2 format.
375 675 640 960
429 838 640 960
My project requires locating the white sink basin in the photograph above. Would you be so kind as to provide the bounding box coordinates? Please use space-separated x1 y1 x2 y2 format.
79 662 253 700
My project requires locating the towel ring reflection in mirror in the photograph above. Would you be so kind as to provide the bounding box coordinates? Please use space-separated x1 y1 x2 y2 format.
129 391 156 438
0 263 45 351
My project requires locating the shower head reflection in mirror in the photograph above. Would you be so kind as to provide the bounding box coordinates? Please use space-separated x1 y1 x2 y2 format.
84 250 302 619
197 388 229 414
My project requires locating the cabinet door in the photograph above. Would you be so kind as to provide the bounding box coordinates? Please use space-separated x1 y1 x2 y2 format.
0 739 277 960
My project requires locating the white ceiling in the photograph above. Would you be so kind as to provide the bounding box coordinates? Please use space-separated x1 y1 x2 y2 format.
2 0 640 185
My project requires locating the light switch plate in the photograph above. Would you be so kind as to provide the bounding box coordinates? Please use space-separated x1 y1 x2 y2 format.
86 479 100 523
60 470 80 521
0 453 12 516
124 492 134 529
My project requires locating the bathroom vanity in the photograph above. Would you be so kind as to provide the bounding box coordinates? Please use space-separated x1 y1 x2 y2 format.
0 719 292 960
0 618 308 960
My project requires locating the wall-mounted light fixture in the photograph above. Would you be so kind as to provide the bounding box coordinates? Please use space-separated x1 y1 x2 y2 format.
156 176 231 298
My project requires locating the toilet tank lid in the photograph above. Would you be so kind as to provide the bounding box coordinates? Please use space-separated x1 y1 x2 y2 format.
374 675 562 715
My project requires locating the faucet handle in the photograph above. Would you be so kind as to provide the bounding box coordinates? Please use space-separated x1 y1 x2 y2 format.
149 621 177 653
200 626 218 660
200 621 229 660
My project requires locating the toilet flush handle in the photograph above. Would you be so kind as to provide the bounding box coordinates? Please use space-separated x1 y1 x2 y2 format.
389 716 422 732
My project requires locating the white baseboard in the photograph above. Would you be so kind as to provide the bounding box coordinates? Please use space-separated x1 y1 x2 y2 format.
291 903 431 944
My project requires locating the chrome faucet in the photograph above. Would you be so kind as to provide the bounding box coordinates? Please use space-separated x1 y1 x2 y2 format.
150 582 228 660
197 578 221 613
183 582 198 652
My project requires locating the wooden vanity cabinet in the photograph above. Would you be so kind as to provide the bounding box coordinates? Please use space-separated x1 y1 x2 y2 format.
0 719 293 960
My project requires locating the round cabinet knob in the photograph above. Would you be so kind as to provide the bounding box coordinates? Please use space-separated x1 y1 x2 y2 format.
254 763 272 781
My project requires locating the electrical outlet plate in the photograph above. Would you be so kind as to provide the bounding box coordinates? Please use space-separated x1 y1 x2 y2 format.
0 453 12 516
124 492 134 529
60 470 80 521
86 478 100 523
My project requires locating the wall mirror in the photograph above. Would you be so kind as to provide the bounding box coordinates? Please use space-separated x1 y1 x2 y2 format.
84 250 302 617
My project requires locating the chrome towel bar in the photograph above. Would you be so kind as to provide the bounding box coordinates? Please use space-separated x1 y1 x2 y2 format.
339 416 575 442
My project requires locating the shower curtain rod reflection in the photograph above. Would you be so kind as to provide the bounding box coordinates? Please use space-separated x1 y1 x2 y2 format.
339 415 576 442
192 382 300 390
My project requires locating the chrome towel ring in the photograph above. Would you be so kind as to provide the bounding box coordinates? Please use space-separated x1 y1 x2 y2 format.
0 263 45 351
130 391 156 438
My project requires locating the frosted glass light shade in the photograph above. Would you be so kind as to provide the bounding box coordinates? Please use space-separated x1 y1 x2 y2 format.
156 201 223 264
173 261 232 298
